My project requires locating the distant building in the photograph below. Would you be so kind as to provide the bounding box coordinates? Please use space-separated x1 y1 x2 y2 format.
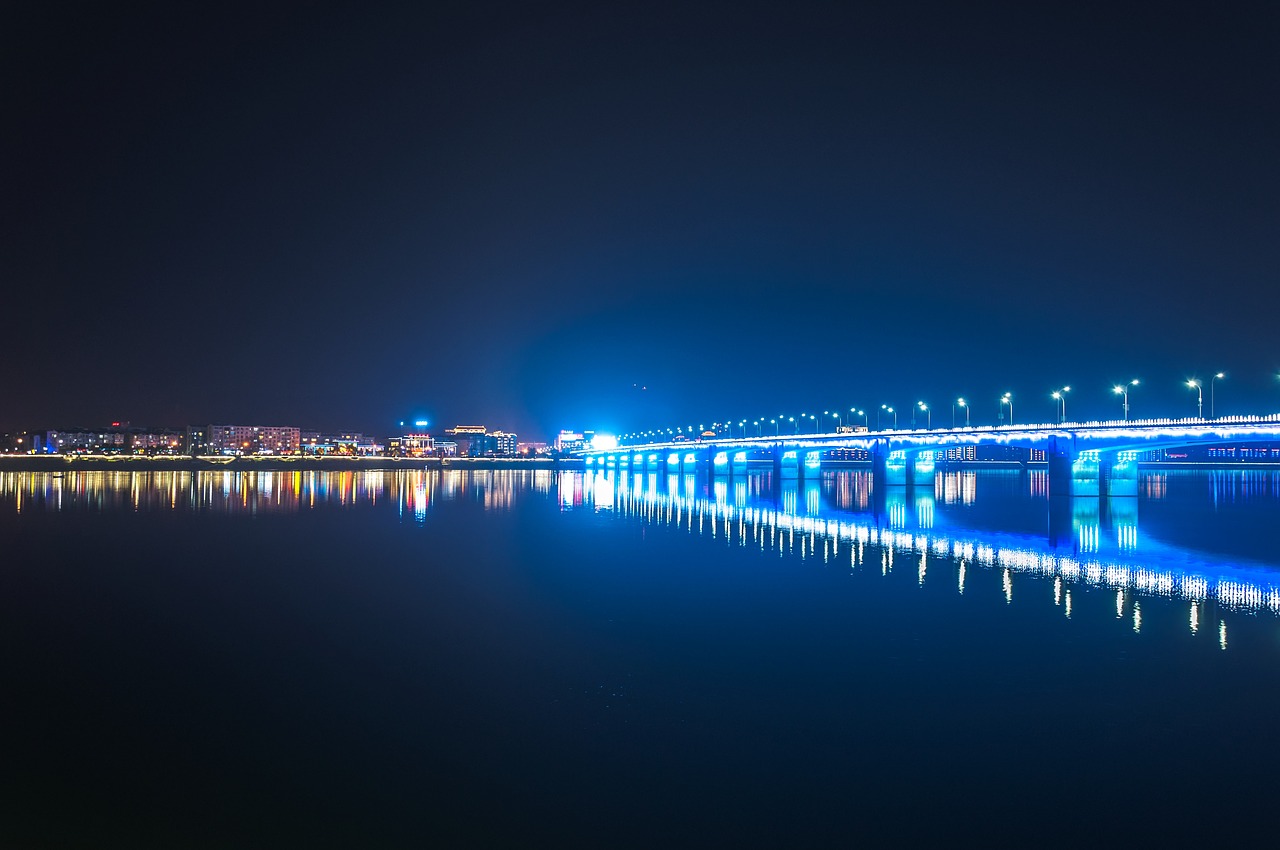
187 426 209 456
488 431 517 456
446 426 487 457
555 430 586 452
206 425 300 455
387 433 434 458
517 441 549 456
301 431 365 455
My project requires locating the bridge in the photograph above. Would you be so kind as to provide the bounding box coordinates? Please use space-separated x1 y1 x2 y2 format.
581 414 1280 499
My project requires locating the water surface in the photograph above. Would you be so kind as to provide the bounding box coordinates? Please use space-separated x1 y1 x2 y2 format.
2 468 1278 847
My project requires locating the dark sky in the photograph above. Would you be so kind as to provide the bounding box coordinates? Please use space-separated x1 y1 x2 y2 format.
5 1 1278 438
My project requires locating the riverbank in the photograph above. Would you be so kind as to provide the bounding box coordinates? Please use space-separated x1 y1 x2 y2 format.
0 455 585 472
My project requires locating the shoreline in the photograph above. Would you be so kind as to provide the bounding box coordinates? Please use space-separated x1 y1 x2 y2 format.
0 456 585 472
2 456 1278 474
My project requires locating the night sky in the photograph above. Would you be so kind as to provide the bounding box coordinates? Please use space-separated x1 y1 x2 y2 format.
5 2 1278 438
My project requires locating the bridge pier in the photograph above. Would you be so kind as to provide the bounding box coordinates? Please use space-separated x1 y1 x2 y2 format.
1103 451 1140 498
911 450 935 484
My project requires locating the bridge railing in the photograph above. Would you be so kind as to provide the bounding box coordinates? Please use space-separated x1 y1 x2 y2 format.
608 412 1280 450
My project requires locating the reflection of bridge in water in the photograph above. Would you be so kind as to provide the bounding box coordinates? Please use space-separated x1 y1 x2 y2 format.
585 469 1280 625
6 468 1277 632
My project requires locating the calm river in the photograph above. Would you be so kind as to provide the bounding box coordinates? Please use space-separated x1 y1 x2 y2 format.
3 468 1278 846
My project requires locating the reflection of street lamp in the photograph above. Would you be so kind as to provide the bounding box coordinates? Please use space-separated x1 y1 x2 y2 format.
917 402 930 429
1211 372 1225 419
1186 379 1203 419
1051 386 1070 423
1000 392 1013 426
954 398 968 427
1113 379 1139 420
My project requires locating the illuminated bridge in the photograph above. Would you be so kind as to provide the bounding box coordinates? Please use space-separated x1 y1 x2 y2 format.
581 415 1280 498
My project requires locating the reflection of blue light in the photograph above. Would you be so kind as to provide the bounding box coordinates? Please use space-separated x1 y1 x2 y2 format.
599 475 1280 614
684 453 697 464
586 457 595 465
714 452 729 467
734 452 747 463
668 454 680 466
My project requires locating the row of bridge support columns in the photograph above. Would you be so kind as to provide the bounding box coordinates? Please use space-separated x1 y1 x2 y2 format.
588 440 1141 499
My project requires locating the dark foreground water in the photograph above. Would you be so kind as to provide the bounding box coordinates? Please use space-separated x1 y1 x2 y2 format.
3 467 1279 847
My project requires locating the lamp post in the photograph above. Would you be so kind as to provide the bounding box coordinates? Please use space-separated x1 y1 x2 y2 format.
1000 393 1013 426
917 402 930 429
831 411 842 429
954 398 968 427
880 405 897 429
1211 372 1225 419
1051 386 1070 423
770 418 778 436
1186 380 1203 419
1112 379 1139 421
809 414 818 433
852 408 867 429
789 416 797 434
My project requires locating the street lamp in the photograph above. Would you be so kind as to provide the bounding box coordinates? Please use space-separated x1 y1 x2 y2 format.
809 414 818 433
880 405 897 429
851 408 867 429
1000 392 1013 426
954 398 969 427
917 401 930 429
1211 372 1225 419
770 418 778 436
1112 379 1139 421
830 411 842 429
1051 386 1070 423
1186 379 1203 419
789 416 797 433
